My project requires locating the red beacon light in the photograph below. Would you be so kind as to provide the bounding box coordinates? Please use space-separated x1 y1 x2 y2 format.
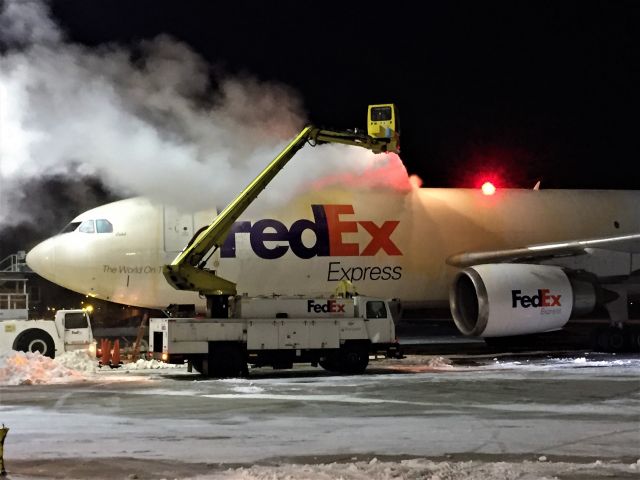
481 181 496 196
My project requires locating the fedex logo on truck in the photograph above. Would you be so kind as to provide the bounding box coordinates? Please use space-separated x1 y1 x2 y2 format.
511 289 562 308
307 299 346 313
221 204 402 260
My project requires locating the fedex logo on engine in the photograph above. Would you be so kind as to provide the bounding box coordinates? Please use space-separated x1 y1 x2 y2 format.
221 204 401 260
511 289 562 308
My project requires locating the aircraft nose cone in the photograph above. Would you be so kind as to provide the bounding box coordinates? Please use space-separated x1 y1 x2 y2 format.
26 239 57 283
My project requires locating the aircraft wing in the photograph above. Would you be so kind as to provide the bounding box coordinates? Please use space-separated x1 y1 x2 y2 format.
446 233 640 268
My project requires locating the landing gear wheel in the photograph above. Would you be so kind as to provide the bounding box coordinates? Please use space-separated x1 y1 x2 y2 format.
608 329 626 351
593 326 627 352
17 330 56 359
594 327 609 351
629 327 640 352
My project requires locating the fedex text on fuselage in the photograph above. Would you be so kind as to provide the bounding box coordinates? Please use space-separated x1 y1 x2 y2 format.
221 204 402 260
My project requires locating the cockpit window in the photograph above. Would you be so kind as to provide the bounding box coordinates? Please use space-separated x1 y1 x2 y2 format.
72 219 112 234
96 219 113 233
60 221 81 234
78 219 95 233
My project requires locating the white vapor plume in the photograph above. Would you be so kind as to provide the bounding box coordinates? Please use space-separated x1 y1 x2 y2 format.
0 0 415 229
0 0 61 47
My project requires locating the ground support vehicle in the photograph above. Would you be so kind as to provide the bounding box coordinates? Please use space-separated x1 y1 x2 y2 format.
150 295 400 377
0 309 95 359
0 278 95 358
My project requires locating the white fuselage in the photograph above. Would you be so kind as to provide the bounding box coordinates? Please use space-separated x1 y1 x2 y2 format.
26 188 640 312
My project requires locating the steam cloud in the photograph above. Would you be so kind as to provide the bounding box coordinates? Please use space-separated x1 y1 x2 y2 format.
0 0 416 232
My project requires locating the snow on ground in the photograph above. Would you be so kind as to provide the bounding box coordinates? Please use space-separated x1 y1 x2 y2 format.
0 351 90 385
0 353 457 387
0 351 186 385
110 357 186 370
1 351 639 386
0 352 640 480
201 457 640 480
7 455 640 480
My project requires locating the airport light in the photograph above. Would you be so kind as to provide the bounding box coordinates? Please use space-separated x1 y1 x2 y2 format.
481 181 496 196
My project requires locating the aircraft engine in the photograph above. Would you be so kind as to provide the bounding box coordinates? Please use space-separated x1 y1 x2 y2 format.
449 264 598 337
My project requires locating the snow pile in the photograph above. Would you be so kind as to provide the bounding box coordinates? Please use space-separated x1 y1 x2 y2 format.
207 457 639 480
490 355 640 370
411 355 454 368
116 358 186 370
0 351 89 385
380 355 455 372
55 350 98 373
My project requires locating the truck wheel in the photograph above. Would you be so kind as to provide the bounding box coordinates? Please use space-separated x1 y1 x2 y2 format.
338 343 369 374
319 359 337 372
209 343 247 378
16 329 56 359
319 351 341 373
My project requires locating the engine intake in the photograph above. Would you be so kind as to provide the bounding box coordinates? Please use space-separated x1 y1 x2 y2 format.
449 264 597 337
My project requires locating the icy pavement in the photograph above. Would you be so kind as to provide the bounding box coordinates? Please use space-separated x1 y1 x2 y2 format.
0 351 638 479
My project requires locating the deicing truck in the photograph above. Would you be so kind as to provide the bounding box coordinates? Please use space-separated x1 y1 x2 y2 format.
149 294 400 376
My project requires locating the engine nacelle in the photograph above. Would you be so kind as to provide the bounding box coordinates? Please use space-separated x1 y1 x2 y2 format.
449 264 597 337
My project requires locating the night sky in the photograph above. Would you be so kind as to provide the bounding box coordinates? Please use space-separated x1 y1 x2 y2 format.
1 0 639 259
48 0 639 190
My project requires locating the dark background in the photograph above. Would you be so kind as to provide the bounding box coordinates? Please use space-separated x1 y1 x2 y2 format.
48 0 639 189
2 0 639 259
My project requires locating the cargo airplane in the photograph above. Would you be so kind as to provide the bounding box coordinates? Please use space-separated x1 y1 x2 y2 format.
26 186 640 351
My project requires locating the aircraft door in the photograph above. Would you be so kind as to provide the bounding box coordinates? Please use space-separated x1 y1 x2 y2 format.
164 207 194 253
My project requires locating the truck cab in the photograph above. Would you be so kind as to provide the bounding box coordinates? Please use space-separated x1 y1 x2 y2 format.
53 309 94 352
0 307 95 359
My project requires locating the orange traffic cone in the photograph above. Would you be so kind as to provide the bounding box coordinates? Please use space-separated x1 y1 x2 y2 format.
100 339 111 366
110 339 121 368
